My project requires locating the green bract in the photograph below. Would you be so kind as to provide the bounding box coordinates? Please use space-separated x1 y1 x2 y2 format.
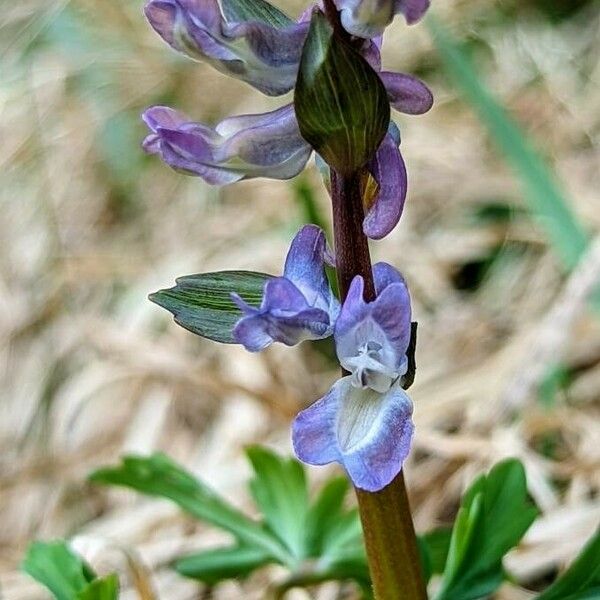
220 0 293 26
294 11 390 175
149 270 271 344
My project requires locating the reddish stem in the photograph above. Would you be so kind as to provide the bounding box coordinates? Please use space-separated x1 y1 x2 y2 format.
330 167 427 600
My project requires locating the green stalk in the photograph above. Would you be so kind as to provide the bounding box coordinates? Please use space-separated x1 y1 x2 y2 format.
330 169 427 600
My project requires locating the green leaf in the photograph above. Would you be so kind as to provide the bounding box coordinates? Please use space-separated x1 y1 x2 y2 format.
220 0 292 27
319 508 363 562
305 476 350 555
149 271 271 344
537 528 600 600
319 539 370 586
22 541 96 600
89 454 290 564
77 575 119 600
435 459 538 600
421 527 453 579
246 446 309 560
294 11 390 174
428 16 590 273
175 545 271 584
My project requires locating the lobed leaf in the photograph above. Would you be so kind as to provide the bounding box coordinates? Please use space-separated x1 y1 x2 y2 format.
246 446 309 560
89 454 290 564
435 459 538 600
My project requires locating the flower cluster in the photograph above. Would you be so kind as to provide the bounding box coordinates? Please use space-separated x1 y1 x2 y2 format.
142 0 433 240
143 0 430 492
234 225 414 492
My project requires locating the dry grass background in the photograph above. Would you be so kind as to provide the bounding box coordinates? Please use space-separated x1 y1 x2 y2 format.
1 0 599 598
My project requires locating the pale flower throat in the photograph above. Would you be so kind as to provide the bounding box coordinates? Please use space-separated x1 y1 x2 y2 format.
344 340 399 393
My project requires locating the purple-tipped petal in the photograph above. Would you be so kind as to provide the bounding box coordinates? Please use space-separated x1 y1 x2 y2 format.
231 226 339 352
261 277 309 312
373 261 406 294
283 225 339 319
232 314 275 351
293 377 414 492
233 306 330 351
142 105 188 130
144 0 308 95
361 36 383 71
335 270 411 385
232 277 332 352
363 134 407 240
292 383 342 466
142 104 312 184
380 71 434 115
336 0 430 38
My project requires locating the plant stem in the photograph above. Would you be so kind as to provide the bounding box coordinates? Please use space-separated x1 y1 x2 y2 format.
330 168 427 600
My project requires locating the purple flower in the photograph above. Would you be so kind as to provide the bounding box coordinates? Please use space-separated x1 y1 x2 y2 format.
144 0 310 95
380 71 434 116
363 131 407 240
232 225 339 352
292 262 414 492
142 104 312 184
142 1 434 238
336 0 430 38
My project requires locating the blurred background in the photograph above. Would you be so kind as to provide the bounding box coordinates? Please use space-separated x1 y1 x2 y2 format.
1 0 599 598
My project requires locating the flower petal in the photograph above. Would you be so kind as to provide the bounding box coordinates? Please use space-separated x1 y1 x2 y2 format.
232 277 331 351
283 225 339 319
337 0 394 39
142 104 312 184
336 0 430 38
380 71 433 115
335 270 411 376
373 261 406 294
144 0 309 95
293 377 414 492
363 134 407 240
292 381 343 466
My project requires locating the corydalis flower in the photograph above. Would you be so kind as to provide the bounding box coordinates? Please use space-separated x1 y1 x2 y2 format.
143 0 433 239
292 262 414 492
232 225 339 351
144 0 309 95
142 95 428 236
142 104 312 184
336 0 430 38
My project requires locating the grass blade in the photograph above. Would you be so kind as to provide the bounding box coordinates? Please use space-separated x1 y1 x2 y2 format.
428 16 589 271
